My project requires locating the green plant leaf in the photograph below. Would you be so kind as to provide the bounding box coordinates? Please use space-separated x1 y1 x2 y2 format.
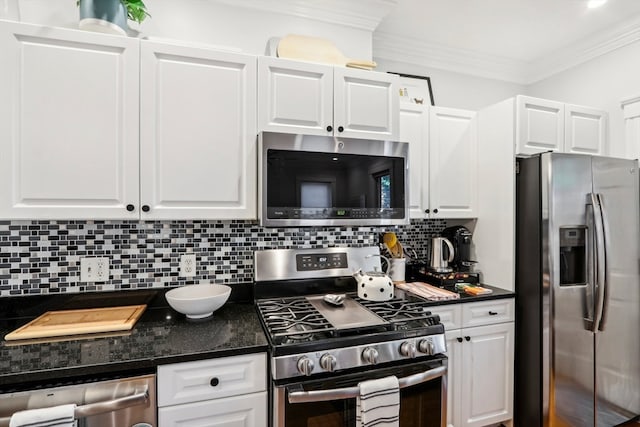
122 0 150 23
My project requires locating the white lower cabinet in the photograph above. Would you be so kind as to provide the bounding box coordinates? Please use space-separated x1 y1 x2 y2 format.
429 299 514 427
157 353 267 427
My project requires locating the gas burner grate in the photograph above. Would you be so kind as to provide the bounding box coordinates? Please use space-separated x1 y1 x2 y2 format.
257 297 336 340
355 297 440 328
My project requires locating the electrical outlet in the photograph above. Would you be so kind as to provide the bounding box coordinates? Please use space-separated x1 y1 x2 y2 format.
180 254 197 278
80 257 110 282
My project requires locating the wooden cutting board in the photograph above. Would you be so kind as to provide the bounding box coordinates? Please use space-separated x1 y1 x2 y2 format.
4 305 146 341
277 34 377 70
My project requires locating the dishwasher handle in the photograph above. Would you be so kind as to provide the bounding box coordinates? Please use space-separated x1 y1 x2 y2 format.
0 386 149 426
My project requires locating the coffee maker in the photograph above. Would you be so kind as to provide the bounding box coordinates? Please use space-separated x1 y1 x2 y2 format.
410 225 480 287
441 225 476 272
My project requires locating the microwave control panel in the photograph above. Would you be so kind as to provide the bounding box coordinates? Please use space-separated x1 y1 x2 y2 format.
296 253 348 271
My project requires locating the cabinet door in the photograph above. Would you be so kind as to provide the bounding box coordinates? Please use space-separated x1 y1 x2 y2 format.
444 329 463 427
140 41 257 219
399 102 429 218
428 107 477 218
516 95 564 155
257 56 333 136
334 67 399 140
0 21 139 219
158 391 267 427
460 322 514 427
565 104 608 155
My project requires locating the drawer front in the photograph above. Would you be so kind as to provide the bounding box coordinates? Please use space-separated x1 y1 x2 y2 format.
157 353 267 407
159 391 267 426
462 298 515 328
426 304 462 331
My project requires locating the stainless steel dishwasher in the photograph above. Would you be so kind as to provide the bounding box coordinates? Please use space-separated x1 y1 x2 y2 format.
0 374 156 426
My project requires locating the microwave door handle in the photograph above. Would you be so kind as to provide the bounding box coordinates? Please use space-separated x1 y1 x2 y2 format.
287 365 447 404
0 387 149 427
595 193 610 332
590 193 607 333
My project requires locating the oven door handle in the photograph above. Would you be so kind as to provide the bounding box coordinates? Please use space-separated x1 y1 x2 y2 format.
0 386 149 427
287 365 446 404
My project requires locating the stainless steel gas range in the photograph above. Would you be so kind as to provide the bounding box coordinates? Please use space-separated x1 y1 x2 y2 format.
254 247 448 427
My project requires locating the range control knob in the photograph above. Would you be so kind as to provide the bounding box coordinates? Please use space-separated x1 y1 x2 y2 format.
297 357 315 376
319 353 337 372
400 341 417 358
418 339 435 355
362 347 379 365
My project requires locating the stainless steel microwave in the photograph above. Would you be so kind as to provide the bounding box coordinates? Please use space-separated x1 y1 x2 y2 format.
259 132 409 227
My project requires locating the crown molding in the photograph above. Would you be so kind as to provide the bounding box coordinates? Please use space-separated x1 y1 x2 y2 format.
526 15 640 84
373 31 529 84
213 0 398 31
374 14 640 85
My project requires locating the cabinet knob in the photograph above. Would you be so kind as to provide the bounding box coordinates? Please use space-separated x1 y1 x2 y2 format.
142 205 150 212
326 125 333 132
456 337 463 343
425 209 430 214
337 126 344 132
210 377 220 387
465 336 471 341
433 208 439 214
126 204 135 212
489 311 498 315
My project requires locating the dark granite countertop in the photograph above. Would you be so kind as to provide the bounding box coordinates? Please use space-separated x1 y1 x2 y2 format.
0 289 268 391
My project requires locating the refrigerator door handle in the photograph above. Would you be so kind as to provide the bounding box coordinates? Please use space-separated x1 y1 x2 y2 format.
595 193 610 331
590 192 607 333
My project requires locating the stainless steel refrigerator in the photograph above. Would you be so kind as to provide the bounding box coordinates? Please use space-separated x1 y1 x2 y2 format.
515 152 640 427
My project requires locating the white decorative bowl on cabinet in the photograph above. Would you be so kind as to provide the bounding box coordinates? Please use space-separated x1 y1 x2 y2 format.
166 284 231 319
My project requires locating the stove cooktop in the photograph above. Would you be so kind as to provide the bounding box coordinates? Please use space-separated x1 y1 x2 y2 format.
255 292 444 353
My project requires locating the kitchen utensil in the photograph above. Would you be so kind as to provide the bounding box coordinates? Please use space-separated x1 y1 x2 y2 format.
382 232 397 249
382 232 403 258
323 293 345 306
353 254 394 301
166 284 231 319
430 237 454 273
4 305 146 341
277 34 377 69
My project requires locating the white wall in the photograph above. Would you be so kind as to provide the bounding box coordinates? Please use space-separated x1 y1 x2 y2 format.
375 58 526 111
527 40 640 158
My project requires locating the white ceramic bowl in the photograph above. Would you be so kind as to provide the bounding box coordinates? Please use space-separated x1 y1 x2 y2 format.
166 284 231 319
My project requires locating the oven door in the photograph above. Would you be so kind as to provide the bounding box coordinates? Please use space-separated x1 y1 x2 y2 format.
273 358 446 427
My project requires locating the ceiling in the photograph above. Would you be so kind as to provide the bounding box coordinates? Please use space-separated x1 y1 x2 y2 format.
372 0 640 83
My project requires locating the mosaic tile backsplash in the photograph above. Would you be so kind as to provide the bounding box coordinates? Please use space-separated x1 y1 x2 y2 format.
0 219 446 297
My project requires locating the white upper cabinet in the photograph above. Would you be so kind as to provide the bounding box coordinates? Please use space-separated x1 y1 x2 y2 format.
428 107 477 219
258 57 399 140
0 21 140 219
564 104 608 155
398 78 477 220
0 20 258 220
333 67 399 140
399 102 429 218
516 95 608 156
140 40 257 220
516 95 564 155
258 56 333 136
